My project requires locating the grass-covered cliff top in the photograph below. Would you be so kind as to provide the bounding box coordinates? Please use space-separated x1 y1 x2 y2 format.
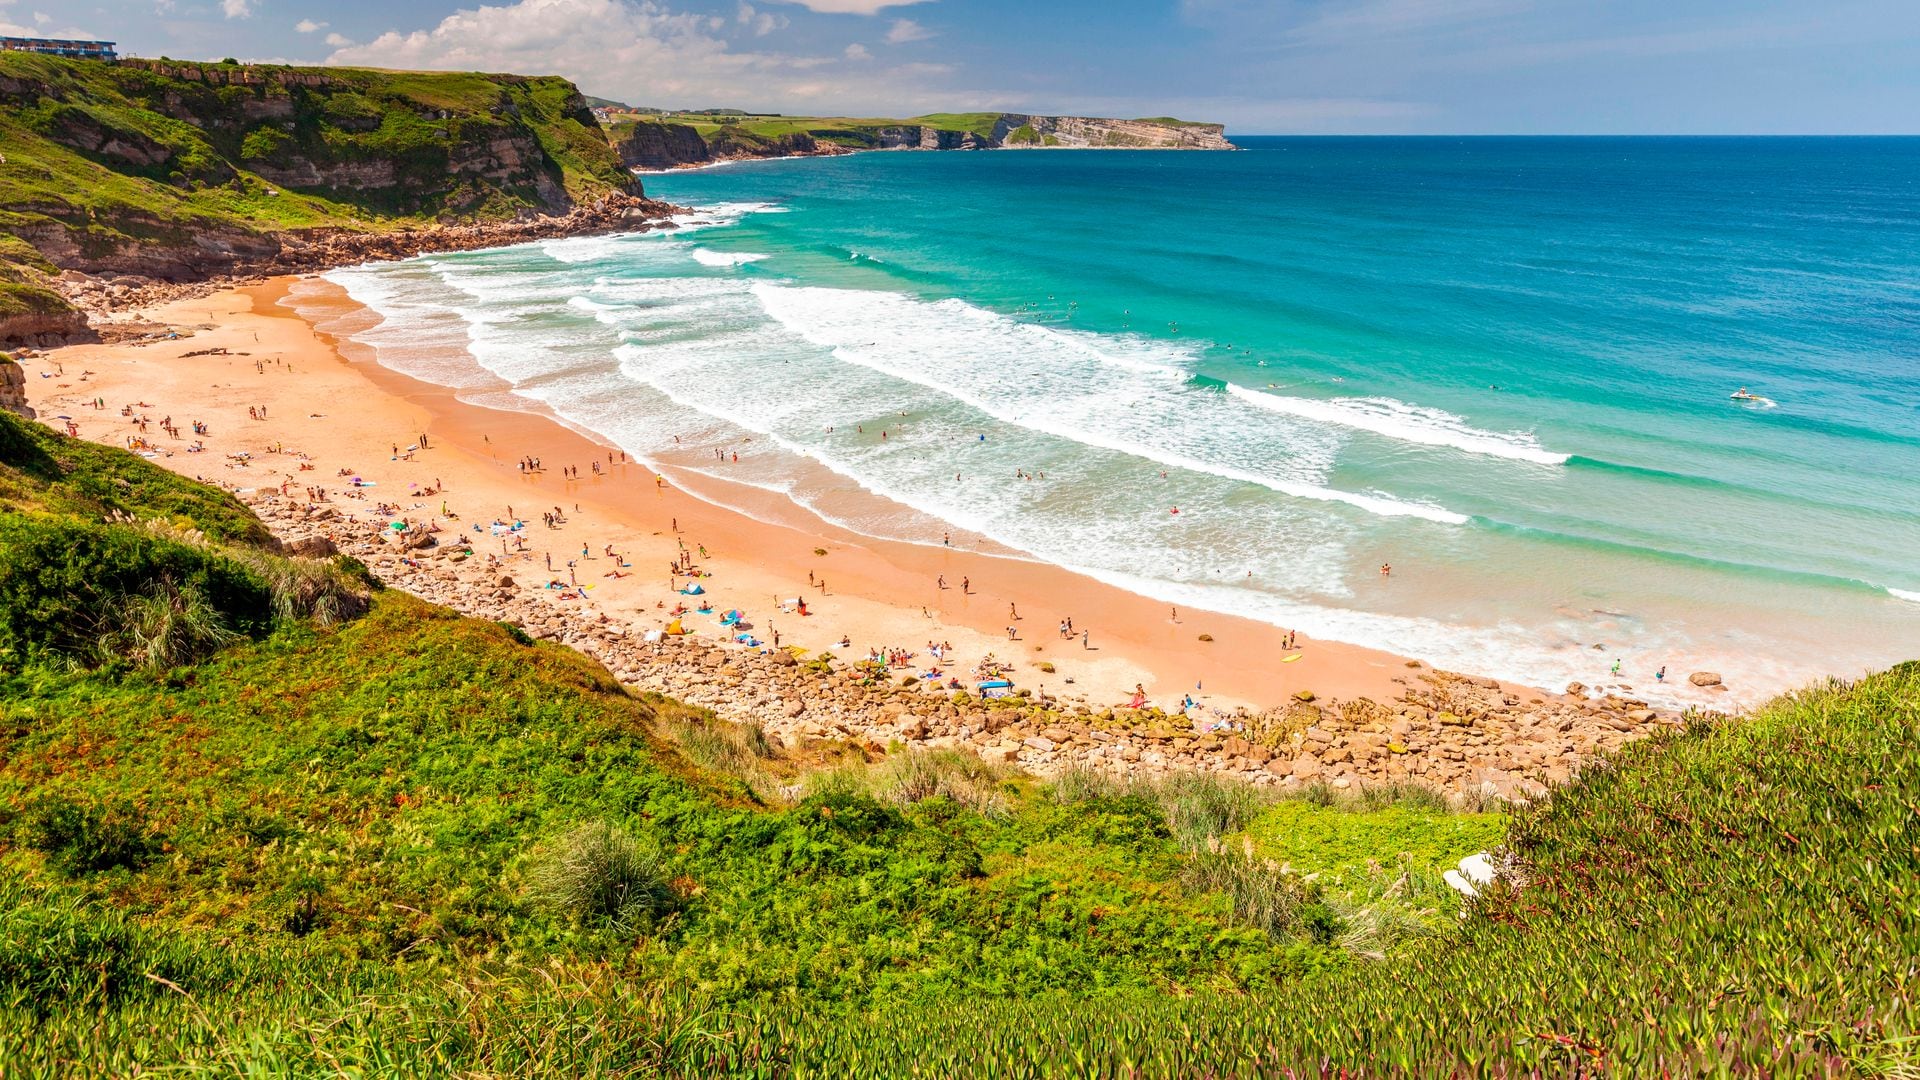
0 53 638 324
0 406 1913 1075
612 110 1219 141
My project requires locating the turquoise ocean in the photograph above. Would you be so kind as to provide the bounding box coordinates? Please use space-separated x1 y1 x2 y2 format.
293 137 1920 705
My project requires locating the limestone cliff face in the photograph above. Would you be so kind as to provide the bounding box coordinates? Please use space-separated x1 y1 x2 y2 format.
0 356 35 419
613 122 851 168
990 115 1234 150
615 122 713 169
872 126 992 150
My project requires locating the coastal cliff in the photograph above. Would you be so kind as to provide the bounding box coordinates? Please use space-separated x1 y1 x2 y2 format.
611 112 1230 169
0 53 675 342
992 114 1233 150
0 354 32 419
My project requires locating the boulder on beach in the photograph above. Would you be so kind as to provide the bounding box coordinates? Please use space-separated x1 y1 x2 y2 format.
1689 671 1723 687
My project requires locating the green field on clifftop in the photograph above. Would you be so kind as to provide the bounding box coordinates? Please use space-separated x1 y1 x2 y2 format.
0 53 637 331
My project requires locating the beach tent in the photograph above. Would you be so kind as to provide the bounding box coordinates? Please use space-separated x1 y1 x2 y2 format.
665 619 686 636
679 583 705 596
720 609 742 626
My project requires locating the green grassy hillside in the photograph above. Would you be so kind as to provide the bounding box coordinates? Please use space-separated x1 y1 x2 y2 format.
0 407 1912 1076
0 53 639 331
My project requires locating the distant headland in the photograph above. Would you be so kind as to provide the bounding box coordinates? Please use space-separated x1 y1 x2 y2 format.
598 107 1234 169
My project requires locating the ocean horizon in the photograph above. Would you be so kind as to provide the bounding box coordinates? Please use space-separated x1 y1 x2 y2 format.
293 136 1920 706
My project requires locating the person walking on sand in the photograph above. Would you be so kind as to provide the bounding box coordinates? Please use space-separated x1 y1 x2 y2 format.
1657 666 1667 683
1611 658 1622 676
961 576 970 594
1009 602 1018 620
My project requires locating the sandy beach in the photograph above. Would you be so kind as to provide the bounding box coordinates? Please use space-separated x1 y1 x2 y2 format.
25 277 1473 715
12 273 1718 797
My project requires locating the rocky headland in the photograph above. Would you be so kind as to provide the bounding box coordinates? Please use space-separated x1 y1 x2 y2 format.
612 113 1234 170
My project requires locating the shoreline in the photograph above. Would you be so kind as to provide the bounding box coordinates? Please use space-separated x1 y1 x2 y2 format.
18 276 1698 797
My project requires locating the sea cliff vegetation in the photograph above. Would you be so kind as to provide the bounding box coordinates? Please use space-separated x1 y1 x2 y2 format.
0 406 1915 1075
0 52 642 335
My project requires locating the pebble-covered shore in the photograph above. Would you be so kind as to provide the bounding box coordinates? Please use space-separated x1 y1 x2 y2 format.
250 490 1700 804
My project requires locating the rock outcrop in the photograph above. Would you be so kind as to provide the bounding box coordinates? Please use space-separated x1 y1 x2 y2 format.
991 114 1234 150
0 355 34 419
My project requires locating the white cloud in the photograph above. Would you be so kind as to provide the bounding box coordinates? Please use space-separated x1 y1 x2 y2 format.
323 31 351 46
736 0 785 36
884 17 930 43
763 0 929 14
328 0 979 115
843 42 870 60
295 18 326 32
32 10 49 24
221 0 253 18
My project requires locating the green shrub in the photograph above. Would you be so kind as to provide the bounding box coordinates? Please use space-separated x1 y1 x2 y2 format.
239 126 289 160
0 514 273 669
24 794 156 875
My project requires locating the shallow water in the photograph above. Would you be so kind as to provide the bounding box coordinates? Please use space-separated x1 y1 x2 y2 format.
293 138 1920 702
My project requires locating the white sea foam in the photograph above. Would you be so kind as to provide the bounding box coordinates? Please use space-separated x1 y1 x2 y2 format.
690 248 770 268
302 210 1899 712
749 284 1465 523
1226 384 1570 465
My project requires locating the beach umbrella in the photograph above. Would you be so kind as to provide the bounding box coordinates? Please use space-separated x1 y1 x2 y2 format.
389 521 407 530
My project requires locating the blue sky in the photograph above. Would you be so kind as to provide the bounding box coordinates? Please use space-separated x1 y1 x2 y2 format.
23 0 1920 132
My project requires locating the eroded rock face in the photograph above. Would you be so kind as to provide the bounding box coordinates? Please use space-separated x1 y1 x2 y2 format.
0 357 35 418
614 122 712 169
991 115 1234 150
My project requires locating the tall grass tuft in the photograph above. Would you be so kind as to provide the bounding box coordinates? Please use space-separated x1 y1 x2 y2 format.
1152 771 1272 852
1181 837 1324 939
525 822 678 932
1048 763 1123 805
234 550 373 627
803 748 1015 817
659 711 780 800
97 577 240 670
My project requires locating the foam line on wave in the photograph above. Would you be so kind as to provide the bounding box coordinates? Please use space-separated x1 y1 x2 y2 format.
749 283 1465 525
1225 383 1569 465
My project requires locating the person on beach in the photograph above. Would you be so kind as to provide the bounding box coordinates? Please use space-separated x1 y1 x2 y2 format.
1611 658 1622 676
1381 563 1392 577
937 575 946 590
1657 666 1667 682
1009 603 1018 620
1081 630 1090 649
961 576 970 594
